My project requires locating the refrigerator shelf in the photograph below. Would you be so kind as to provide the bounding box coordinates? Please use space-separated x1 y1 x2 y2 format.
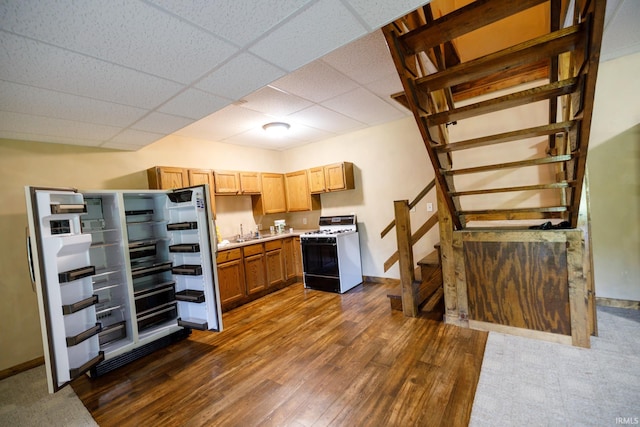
95 303 123 316
172 264 202 276
90 241 120 249
98 321 126 346
125 209 153 216
50 203 87 215
177 317 208 330
62 295 98 315
167 222 198 231
169 243 200 253
175 290 205 303
137 302 178 331
167 190 192 203
69 351 104 378
130 261 172 279
58 265 96 283
66 323 102 347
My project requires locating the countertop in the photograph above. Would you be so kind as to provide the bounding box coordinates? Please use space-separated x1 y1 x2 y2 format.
217 229 316 250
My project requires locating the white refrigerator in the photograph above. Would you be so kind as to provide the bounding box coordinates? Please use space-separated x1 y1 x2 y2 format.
25 185 222 393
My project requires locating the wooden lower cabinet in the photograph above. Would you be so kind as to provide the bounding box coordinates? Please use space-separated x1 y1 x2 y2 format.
217 238 302 312
265 240 285 287
244 244 266 295
216 249 245 306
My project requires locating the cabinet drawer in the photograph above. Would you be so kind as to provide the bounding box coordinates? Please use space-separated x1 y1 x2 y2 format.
243 243 264 257
264 239 282 251
217 248 241 263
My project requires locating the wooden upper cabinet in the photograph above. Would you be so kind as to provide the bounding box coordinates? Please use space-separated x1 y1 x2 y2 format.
147 166 188 189
253 173 286 215
324 162 355 192
187 168 216 214
309 167 327 194
285 170 314 212
214 170 240 194
239 172 261 194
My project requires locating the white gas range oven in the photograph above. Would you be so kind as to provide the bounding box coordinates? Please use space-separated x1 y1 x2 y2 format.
300 215 363 293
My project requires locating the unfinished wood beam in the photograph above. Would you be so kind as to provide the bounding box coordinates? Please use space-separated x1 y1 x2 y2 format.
434 121 576 153
394 200 418 317
400 0 548 55
427 78 578 126
442 154 573 176
416 24 584 93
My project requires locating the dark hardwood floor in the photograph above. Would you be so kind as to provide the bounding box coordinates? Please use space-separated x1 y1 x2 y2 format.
72 281 488 426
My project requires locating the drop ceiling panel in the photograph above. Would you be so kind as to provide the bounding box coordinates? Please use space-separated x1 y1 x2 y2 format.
175 105 268 141
0 81 147 127
0 130 104 147
106 129 165 147
147 0 313 47
321 87 407 125
157 89 232 120
196 53 286 100
240 86 313 116
130 112 194 134
1 0 239 83
0 33 185 108
322 31 399 84
0 111 121 142
345 0 433 29
249 0 368 72
271 61 360 103
288 105 365 133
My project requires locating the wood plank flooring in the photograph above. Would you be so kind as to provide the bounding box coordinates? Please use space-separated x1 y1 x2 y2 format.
72 281 487 426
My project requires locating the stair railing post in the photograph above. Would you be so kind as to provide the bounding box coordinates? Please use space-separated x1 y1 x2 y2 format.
394 200 418 317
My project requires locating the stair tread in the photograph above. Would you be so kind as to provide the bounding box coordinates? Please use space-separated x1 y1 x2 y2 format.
417 251 440 267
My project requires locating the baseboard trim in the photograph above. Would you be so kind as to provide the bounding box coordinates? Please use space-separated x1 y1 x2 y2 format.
0 356 44 381
363 276 400 286
596 297 640 310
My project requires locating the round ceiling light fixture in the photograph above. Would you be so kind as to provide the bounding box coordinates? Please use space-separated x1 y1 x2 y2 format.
262 121 290 135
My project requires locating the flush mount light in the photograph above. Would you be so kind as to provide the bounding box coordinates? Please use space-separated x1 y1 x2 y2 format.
262 122 290 135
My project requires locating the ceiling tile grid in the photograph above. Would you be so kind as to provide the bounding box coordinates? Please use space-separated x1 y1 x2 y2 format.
0 0 637 151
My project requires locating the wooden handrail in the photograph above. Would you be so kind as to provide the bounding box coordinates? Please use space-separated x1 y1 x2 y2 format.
380 179 436 238
384 211 439 272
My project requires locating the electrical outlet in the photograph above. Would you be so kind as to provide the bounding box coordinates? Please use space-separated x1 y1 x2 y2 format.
302 217 307 225
427 203 433 212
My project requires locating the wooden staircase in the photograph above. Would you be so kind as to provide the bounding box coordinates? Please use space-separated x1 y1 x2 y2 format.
380 0 604 336
381 0 605 229
387 248 443 313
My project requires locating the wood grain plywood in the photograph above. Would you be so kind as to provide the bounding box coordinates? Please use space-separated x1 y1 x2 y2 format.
464 240 571 335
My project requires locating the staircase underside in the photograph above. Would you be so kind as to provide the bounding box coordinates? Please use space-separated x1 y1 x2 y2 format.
382 0 606 230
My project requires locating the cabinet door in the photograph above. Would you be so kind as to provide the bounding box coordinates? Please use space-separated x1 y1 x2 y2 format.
285 170 312 212
324 162 355 191
309 167 326 193
266 249 285 287
260 173 286 214
148 167 188 189
244 244 266 295
293 237 303 277
214 171 240 194
217 259 245 306
282 237 297 280
187 169 216 217
239 172 261 194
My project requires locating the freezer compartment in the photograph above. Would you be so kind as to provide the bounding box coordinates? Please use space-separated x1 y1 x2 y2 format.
66 323 102 347
175 289 205 303
58 265 96 283
62 295 98 315
167 221 198 231
172 264 202 276
134 281 176 313
169 243 200 253
98 321 127 346
137 302 178 331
